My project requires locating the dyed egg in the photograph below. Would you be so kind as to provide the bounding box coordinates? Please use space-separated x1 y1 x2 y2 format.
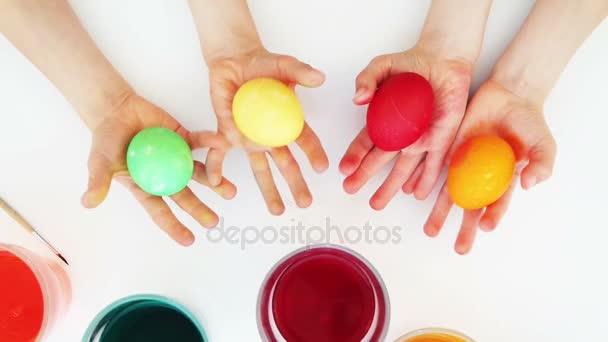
232 78 305 147
447 135 516 210
126 127 193 196
366 72 434 151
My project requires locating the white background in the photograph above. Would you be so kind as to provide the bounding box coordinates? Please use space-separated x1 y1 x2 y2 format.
1 1 607 341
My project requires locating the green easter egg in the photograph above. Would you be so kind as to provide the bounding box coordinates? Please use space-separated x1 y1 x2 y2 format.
127 127 193 196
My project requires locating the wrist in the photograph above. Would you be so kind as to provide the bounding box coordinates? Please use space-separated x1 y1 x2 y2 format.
488 0 608 106
203 37 264 64
188 0 263 64
416 0 492 64
489 57 551 107
415 33 478 65
80 81 134 131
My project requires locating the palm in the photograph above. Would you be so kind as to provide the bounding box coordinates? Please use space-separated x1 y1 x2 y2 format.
340 49 472 210
206 49 329 215
425 80 556 254
82 93 236 246
88 95 182 174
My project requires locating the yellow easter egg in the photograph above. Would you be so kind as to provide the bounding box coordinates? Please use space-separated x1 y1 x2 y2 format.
232 78 305 147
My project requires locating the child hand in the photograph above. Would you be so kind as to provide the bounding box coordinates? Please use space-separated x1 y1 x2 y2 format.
81 92 236 246
340 48 472 210
425 80 557 254
206 48 329 215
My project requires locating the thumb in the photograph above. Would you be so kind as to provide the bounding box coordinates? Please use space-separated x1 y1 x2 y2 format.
521 135 557 190
277 55 325 88
354 55 392 105
81 151 113 208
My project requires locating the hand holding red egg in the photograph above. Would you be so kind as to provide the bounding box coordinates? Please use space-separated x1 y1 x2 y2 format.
340 49 473 210
425 80 557 254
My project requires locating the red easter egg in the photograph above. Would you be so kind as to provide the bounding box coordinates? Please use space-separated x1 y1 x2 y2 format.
366 72 434 151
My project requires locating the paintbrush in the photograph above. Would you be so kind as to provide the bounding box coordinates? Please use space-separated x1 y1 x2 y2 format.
0 197 69 265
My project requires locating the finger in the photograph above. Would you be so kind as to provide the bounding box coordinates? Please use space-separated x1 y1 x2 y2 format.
295 123 329 173
521 135 557 190
339 128 374 176
189 131 230 150
269 147 312 208
248 152 285 215
423 184 453 237
479 181 516 232
343 147 397 194
81 149 113 208
170 187 219 228
402 160 424 194
277 55 325 88
444 125 478 166
117 176 194 246
454 209 484 255
354 55 392 104
190 131 230 187
370 153 422 210
205 148 226 187
413 152 445 200
192 161 237 200
209 70 239 124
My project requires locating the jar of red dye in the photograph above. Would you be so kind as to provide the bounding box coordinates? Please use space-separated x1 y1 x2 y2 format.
0 243 71 341
257 244 390 342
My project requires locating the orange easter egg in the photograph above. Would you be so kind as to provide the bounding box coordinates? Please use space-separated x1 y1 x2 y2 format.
447 135 516 210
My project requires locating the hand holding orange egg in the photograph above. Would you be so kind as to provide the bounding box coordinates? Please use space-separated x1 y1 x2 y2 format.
424 81 557 254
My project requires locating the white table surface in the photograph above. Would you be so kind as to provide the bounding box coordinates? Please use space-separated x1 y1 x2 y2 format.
1 1 607 341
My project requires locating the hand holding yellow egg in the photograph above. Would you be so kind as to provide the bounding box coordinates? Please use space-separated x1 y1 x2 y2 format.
232 78 305 147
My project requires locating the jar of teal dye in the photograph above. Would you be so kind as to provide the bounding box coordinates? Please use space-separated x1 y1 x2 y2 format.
83 294 207 342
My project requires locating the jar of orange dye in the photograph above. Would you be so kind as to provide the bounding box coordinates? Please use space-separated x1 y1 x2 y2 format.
395 328 475 342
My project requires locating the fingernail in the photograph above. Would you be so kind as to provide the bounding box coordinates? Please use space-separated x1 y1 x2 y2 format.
424 224 438 237
525 176 537 190
224 187 237 200
414 189 428 201
180 233 195 247
81 192 96 208
270 202 285 216
304 71 325 87
314 70 326 81
210 176 221 187
314 160 330 173
403 186 413 195
205 214 220 228
353 88 366 101
479 219 493 232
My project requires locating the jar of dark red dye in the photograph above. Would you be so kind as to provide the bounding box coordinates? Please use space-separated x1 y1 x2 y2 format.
257 244 390 342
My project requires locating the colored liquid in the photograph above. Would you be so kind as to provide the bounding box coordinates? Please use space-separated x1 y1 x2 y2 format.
271 250 376 342
406 334 467 342
0 251 44 342
98 300 204 342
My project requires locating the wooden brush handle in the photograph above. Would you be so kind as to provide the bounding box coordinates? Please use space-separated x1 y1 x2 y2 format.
0 198 35 234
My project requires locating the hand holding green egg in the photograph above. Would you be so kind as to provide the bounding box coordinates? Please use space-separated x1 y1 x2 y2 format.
126 127 194 196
